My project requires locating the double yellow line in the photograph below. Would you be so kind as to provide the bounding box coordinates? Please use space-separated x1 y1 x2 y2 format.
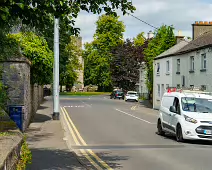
61 107 112 170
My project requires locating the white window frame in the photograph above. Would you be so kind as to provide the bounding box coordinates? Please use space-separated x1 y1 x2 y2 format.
190 56 194 71
166 60 170 73
177 59 180 72
201 54 206 69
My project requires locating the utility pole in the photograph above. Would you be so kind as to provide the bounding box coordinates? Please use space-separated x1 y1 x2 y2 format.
53 17 60 120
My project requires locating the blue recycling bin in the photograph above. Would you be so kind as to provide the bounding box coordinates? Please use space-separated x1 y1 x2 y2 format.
8 106 24 131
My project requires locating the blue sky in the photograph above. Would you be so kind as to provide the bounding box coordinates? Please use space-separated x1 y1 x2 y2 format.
75 0 212 45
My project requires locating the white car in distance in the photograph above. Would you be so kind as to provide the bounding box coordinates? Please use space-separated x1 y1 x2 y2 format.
125 91 139 102
157 87 212 142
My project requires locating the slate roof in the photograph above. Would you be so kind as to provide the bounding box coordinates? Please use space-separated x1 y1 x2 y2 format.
175 31 212 54
154 31 212 60
154 41 189 60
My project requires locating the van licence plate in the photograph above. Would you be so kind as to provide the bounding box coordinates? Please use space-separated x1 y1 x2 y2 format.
204 130 212 135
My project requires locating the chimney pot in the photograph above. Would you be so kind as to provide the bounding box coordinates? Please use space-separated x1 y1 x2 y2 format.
178 30 182 36
199 21 203 24
204 21 209 24
147 30 154 39
209 21 212 25
195 21 198 24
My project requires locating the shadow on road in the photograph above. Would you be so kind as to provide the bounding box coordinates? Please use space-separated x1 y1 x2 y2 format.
156 132 212 146
27 148 85 170
139 100 153 109
97 151 129 169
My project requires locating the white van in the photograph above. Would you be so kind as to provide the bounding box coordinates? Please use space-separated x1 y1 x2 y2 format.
157 87 212 142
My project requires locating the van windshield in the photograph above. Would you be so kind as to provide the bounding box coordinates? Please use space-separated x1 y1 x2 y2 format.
181 97 212 113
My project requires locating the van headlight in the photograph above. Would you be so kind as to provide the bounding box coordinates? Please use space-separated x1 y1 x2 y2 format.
184 115 197 124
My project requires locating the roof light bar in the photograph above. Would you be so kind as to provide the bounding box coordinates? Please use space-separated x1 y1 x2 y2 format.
166 87 212 95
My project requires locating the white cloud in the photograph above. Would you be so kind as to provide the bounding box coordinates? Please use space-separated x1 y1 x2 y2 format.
74 0 212 45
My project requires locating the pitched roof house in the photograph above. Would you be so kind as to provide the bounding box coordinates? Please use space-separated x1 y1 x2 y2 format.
153 21 212 109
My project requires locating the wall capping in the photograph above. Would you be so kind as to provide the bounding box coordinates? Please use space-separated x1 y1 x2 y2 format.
0 56 31 66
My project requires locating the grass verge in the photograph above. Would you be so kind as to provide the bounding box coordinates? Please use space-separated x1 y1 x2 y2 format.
60 92 111 96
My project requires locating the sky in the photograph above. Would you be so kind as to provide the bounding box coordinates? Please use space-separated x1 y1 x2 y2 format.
74 0 212 46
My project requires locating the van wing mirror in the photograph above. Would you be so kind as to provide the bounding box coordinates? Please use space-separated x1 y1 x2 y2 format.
169 106 176 113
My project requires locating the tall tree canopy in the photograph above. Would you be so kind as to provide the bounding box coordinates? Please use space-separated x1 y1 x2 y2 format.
133 32 145 46
9 32 53 85
144 25 176 96
60 36 82 90
83 14 125 91
0 0 135 35
110 39 149 91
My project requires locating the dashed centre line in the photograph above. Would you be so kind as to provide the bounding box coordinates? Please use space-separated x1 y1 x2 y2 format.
115 108 156 124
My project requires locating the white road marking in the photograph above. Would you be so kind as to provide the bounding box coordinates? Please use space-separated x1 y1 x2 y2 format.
115 109 155 124
81 101 92 107
63 105 85 108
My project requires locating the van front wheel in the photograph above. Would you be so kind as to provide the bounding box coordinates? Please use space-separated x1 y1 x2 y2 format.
176 124 184 142
157 119 165 136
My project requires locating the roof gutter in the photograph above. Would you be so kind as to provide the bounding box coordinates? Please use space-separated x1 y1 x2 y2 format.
154 44 212 61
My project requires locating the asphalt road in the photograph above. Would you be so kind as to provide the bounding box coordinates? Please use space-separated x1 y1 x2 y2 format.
60 95 212 170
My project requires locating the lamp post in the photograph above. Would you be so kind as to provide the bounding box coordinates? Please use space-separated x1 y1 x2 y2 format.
52 17 60 120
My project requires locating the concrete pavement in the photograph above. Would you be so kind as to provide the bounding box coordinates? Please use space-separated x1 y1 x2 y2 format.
60 95 212 170
26 97 85 170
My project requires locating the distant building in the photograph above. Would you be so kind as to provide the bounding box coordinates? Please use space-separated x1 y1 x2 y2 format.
73 37 84 91
137 31 154 98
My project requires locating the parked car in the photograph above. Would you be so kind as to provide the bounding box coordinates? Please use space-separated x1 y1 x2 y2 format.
110 90 124 100
125 91 139 102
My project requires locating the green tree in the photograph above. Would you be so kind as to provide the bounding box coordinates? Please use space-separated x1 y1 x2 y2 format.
60 36 82 91
0 0 135 35
133 32 145 46
84 14 125 91
10 32 53 85
144 25 176 98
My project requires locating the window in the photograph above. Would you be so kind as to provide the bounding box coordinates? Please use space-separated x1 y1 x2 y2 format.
201 54 206 69
181 97 212 113
166 60 170 73
190 56 194 71
157 84 160 97
177 84 180 88
177 59 180 72
201 85 206 91
156 63 160 74
173 97 181 115
166 84 169 89
161 96 175 109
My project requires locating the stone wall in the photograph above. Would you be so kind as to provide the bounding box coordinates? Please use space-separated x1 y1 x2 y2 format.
0 134 23 170
0 57 44 132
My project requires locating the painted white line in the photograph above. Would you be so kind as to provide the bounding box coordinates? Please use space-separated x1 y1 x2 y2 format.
81 101 92 108
64 105 85 108
115 109 155 124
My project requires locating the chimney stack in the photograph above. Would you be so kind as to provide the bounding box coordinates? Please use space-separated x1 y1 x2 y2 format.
175 30 185 44
192 21 212 40
147 31 154 39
